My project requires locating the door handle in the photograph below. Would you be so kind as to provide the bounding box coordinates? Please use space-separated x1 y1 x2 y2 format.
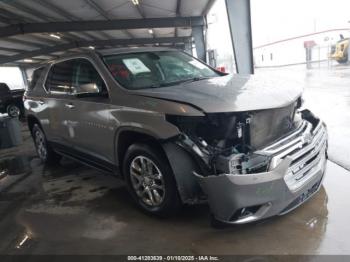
65 103 75 109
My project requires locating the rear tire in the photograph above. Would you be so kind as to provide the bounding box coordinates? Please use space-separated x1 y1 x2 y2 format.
32 124 61 165
7 104 20 118
123 143 181 217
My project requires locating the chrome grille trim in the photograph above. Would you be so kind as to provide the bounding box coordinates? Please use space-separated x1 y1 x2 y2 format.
256 121 310 155
285 143 327 191
256 120 327 191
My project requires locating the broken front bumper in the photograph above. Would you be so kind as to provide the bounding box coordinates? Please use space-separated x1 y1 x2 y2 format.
195 120 328 224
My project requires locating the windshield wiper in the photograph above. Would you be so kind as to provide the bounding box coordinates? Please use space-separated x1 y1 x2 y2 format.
143 77 212 89
179 76 212 84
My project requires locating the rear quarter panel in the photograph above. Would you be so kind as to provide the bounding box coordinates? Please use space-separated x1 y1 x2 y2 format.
24 66 52 137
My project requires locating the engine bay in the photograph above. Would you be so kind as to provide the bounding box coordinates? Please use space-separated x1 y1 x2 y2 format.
166 99 304 176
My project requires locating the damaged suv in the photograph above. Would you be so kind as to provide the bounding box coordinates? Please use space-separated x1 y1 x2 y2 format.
24 48 328 225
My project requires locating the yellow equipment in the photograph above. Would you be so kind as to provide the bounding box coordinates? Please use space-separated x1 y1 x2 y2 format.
330 38 349 64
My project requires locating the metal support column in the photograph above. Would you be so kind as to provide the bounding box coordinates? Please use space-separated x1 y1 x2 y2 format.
184 40 193 55
225 0 254 74
192 26 206 62
19 66 29 90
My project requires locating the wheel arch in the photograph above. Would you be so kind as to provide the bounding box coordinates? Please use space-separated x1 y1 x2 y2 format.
114 127 204 204
114 127 168 175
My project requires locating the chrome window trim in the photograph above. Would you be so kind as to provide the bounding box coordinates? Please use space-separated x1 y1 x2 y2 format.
42 56 110 100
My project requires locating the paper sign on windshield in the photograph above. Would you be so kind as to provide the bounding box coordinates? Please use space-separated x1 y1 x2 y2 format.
123 58 151 74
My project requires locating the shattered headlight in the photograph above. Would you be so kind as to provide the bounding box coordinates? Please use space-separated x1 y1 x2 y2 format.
216 153 270 174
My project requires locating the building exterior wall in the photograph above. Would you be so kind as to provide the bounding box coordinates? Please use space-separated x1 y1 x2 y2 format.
254 29 350 67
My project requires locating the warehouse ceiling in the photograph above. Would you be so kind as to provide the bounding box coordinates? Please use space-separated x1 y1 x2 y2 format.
0 0 216 67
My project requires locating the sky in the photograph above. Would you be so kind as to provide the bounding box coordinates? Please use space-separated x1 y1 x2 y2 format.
0 67 25 90
209 0 350 47
205 0 350 71
250 0 350 46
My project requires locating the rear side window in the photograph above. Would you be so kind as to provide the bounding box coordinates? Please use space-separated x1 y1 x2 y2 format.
29 67 44 90
45 60 75 94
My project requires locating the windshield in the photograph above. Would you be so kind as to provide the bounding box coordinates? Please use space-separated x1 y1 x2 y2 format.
103 51 220 90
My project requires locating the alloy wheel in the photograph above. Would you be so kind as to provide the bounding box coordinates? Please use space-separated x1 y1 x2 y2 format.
34 129 47 161
129 156 165 207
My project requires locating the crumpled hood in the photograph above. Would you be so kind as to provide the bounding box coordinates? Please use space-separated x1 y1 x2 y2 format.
133 73 303 113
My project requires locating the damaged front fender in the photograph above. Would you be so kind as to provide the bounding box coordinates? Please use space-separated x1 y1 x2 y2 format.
162 141 206 204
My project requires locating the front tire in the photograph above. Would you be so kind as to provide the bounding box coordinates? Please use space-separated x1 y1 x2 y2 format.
32 124 61 165
123 143 181 217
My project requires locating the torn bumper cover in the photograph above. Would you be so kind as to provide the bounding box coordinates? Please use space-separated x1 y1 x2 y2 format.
194 120 328 224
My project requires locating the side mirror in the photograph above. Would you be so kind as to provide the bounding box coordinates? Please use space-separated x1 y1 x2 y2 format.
79 83 100 93
73 83 108 98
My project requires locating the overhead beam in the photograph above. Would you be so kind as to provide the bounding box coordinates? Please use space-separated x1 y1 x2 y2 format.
0 46 29 53
0 1 54 23
131 2 154 40
134 4 146 19
32 0 108 40
1 62 41 68
2 38 48 49
225 0 254 74
0 17 205 38
0 37 192 64
83 0 134 39
84 0 111 19
0 2 79 43
0 14 12 24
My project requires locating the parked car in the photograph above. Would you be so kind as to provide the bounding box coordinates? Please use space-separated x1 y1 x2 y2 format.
0 83 24 118
24 48 328 225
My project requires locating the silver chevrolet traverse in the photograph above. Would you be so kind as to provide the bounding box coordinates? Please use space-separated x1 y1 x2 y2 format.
24 47 328 225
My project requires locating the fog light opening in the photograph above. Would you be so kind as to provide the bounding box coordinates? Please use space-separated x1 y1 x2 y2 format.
230 205 262 221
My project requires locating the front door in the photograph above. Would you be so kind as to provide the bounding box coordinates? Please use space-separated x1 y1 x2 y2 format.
44 60 76 147
64 58 114 164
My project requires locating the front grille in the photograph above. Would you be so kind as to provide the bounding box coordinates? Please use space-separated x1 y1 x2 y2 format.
256 120 327 192
250 103 296 150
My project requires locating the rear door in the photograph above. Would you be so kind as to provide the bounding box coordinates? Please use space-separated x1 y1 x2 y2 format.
64 58 114 164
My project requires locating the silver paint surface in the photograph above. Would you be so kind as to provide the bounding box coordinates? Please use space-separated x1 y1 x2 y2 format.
134 73 303 113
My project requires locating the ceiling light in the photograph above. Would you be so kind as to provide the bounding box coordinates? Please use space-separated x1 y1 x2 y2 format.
148 29 154 34
50 33 61 39
23 59 33 63
88 46 95 50
131 0 140 5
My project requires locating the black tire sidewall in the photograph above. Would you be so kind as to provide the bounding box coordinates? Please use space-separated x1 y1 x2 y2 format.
32 124 61 164
7 104 20 118
32 125 47 161
123 143 181 216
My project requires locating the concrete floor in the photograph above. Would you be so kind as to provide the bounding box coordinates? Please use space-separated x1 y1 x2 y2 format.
1 64 350 255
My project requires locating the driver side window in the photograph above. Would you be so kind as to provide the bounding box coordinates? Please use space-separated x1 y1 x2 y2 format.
72 59 107 96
